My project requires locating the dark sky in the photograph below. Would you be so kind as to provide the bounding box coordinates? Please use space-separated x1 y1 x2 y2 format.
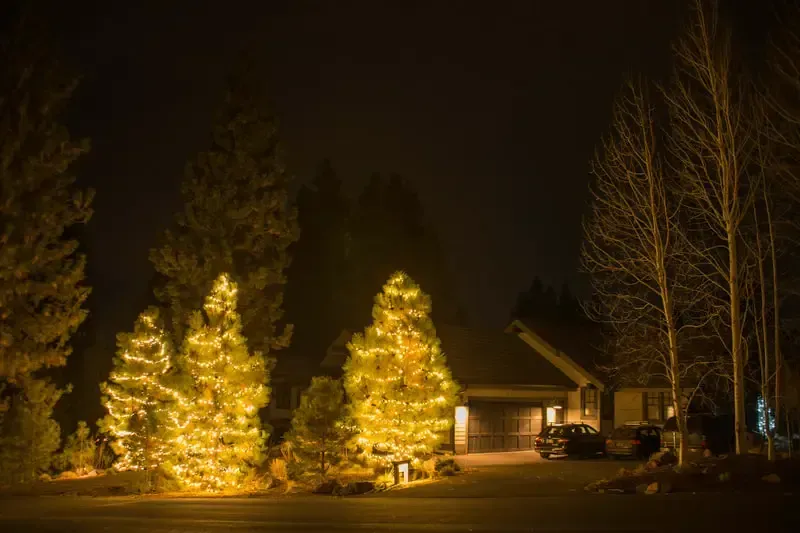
52 0 689 345
33 0 784 424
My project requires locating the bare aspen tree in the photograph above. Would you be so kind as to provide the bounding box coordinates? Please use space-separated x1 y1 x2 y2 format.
663 0 758 454
583 79 700 466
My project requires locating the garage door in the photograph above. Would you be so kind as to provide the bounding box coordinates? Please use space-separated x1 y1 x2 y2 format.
467 402 543 453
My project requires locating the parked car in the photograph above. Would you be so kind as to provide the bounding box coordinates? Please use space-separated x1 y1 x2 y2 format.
660 414 734 456
605 422 661 459
534 423 606 459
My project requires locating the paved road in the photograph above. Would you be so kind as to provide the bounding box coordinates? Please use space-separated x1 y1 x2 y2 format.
0 493 795 532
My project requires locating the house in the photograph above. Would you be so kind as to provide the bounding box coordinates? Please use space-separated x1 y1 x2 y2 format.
267 319 682 454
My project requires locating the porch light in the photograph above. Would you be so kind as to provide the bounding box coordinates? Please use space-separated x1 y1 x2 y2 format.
393 459 411 485
455 406 468 424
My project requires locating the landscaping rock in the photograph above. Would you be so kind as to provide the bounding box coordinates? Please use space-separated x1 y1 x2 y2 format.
86 470 98 478
57 471 79 480
645 460 659 470
635 483 649 494
333 481 375 496
313 480 341 495
38 473 52 482
650 451 677 466
762 473 780 484
617 467 631 477
645 482 659 495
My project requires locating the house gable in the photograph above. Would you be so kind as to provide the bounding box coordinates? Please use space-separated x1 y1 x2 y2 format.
506 319 605 391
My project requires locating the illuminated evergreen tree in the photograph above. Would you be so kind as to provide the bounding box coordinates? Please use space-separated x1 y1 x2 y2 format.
170 273 270 491
285 376 350 480
98 308 175 472
343 272 458 467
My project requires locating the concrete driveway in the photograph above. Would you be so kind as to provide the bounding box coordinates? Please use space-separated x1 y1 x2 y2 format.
374 453 642 498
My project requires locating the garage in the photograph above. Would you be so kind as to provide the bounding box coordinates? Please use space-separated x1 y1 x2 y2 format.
467 401 544 453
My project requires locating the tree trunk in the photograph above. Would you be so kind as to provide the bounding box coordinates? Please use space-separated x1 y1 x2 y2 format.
729 236 748 455
664 307 687 467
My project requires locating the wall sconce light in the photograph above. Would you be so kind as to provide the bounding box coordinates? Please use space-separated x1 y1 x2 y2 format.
393 459 411 485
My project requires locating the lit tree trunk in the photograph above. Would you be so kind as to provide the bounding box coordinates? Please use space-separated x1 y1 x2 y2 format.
729 238 747 455
766 193 781 456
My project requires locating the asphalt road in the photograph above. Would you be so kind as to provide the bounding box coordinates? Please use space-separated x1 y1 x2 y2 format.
0 493 796 532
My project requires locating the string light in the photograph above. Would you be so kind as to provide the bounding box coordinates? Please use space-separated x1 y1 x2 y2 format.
343 271 458 467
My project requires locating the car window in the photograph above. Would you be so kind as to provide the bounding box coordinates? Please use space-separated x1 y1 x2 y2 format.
546 426 564 437
611 427 637 439
583 425 598 434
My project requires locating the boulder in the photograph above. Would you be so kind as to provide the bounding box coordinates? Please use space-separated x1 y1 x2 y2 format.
38 473 52 482
645 460 659 470
313 480 341 495
645 482 659 495
650 451 677 466
86 470 98 478
762 473 781 484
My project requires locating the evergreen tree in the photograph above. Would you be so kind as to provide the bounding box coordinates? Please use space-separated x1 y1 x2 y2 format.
343 272 458 467
57 420 96 475
0 378 65 484
0 3 93 381
0 5 92 482
98 307 175 472
149 62 298 355
348 174 461 327
285 376 350 480
169 273 270 491
283 159 350 356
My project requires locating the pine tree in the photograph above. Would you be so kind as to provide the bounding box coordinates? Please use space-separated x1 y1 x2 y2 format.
98 308 176 472
0 6 92 483
343 272 458 468
58 420 96 475
285 376 350 480
169 273 270 491
0 3 93 381
149 62 297 356
0 378 65 484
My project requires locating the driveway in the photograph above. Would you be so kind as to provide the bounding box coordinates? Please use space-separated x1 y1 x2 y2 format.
374 452 642 498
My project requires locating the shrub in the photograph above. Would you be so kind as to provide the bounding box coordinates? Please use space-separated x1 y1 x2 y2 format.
58 421 97 475
434 457 461 474
439 465 457 476
284 377 351 480
270 458 288 483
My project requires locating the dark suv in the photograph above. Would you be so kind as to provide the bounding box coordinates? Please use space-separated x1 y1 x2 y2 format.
534 423 606 459
606 423 661 459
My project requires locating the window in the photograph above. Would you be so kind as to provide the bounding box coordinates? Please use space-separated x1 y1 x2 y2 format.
646 392 661 421
582 425 598 434
644 392 674 422
581 387 598 418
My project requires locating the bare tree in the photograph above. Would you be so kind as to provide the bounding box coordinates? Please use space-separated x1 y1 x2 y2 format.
663 0 759 454
582 78 705 467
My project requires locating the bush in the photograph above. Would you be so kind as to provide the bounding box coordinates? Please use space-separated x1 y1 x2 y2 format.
57 421 97 475
270 458 288 483
434 457 461 474
421 458 437 478
284 377 351 481
439 466 457 476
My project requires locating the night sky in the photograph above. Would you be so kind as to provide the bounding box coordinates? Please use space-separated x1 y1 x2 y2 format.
37 0 777 413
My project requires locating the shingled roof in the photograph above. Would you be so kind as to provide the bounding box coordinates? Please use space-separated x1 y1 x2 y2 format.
322 324 578 388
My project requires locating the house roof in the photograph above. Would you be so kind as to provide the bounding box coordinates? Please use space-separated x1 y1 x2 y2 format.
321 324 579 389
507 317 607 371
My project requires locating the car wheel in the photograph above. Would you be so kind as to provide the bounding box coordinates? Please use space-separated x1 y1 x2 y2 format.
539 453 550 460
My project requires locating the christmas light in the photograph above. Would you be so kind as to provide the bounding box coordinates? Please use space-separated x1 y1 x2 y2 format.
164 273 270 491
343 271 458 467
99 307 177 472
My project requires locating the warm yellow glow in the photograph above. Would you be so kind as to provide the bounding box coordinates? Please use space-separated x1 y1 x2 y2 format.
546 407 556 425
398 463 409 484
455 406 468 425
